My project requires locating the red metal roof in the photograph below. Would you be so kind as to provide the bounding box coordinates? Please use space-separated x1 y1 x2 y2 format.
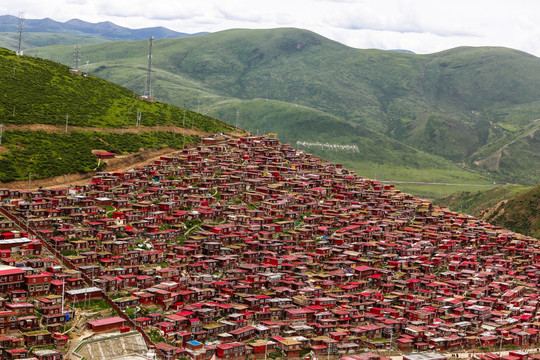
0 268 25 276
88 316 126 327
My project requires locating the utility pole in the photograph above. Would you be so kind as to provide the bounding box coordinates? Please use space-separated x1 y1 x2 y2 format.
136 109 142 126
16 12 24 56
236 110 239 129
327 339 330 360
65 114 69 134
0 124 3 145
143 36 155 99
28 172 32 193
74 43 81 71
388 329 393 357
61 280 65 313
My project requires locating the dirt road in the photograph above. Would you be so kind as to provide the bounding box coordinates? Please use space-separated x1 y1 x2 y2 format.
0 124 231 190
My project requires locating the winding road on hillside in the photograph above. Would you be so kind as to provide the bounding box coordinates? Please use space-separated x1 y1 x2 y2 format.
474 118 540 171
380 180 498 187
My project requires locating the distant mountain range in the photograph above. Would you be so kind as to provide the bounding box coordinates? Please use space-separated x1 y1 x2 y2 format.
0 15 206 42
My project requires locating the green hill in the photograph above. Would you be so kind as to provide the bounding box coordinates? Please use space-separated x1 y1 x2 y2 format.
25 28 540 186
435 184 532 218
211 98 488 186
485 184 540 238
0 32 108 50
0 47 233 182
435 184 540 238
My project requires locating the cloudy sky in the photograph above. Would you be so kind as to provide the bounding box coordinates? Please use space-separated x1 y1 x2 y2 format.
3 0 540 56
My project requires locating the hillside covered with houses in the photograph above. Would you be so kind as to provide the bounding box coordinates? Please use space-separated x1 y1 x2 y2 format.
0 135 538 360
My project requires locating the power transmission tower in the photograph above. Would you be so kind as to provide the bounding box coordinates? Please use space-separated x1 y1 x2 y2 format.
16 12 24 56
143 36 155 99
73 43 81 71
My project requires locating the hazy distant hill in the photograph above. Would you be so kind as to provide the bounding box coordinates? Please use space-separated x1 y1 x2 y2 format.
0 15 206 50
0 15 204 40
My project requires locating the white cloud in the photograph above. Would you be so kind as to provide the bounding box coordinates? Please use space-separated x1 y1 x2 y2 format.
4 0 540 56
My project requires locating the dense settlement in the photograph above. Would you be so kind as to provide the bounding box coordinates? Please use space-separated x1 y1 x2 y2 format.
0 135 538 360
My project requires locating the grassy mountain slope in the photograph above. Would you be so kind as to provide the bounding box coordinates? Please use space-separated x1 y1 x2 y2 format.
484 184 540 238
211 99 490 187
25 28 540 185
0 32 107 50
0 47 227 129
23 28 428 132
435 184 532 218
0 47 233 182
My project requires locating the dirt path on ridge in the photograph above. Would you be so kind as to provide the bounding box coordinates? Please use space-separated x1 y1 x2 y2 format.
0 124 221 190
1 124 208 136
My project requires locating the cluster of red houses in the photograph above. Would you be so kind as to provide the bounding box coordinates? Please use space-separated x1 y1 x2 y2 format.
0 240 69 360
0 135 539 360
